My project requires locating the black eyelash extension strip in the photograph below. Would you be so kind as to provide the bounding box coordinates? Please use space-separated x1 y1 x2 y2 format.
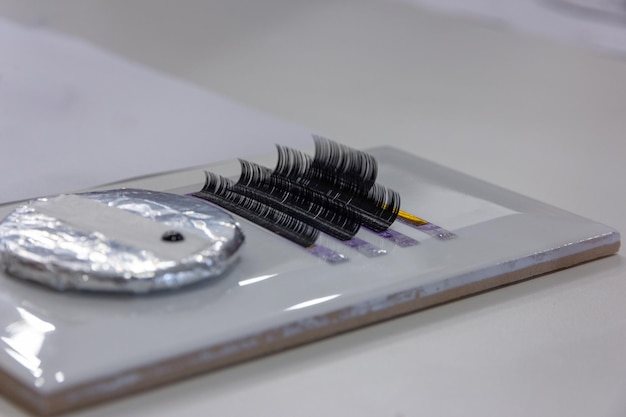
192 172 319 248
193 172 349 263
311 137 456 241
311 135 378 192
273 145 400 232
273 139 422 246
349 183 401 232
231 161 388 257
235 159 361 241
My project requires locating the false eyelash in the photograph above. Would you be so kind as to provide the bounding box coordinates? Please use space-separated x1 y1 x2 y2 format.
235 159 361 241
274 144 312 180
236 159 396 235
350 183 401 232
193 172 319 248
275 144 365 195
273 145 400 231
311 135 378 192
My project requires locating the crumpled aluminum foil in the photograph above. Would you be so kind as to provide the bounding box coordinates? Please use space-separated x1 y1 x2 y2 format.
0 189 244 293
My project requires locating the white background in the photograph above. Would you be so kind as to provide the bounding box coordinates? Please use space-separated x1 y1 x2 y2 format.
0 1 625 416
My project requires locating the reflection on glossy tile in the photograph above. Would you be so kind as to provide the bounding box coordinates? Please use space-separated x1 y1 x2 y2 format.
2 308 55 377
285 294 341 311
238 274 277 287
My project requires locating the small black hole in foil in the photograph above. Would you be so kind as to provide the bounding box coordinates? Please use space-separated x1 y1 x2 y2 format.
162 230 185 242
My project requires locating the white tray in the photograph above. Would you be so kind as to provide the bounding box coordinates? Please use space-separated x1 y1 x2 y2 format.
0 146 619 415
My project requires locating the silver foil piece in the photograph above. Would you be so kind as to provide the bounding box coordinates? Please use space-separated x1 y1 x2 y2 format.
0 189 244 293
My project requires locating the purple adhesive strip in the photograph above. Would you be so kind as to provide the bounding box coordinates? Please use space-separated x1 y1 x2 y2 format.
397 218 457 241
342 237 387 257
416 223 457 240
307 245 349 264
415 223 438 231
377 228 420 248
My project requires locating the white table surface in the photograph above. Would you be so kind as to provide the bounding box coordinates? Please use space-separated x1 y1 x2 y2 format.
0 1 625 416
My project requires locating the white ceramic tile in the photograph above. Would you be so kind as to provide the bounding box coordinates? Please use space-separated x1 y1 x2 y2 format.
0 147 619 414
